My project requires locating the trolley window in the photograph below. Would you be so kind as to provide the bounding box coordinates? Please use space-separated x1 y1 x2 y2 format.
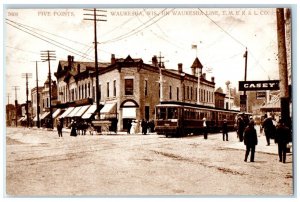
167 108 178 119
156 107 167 120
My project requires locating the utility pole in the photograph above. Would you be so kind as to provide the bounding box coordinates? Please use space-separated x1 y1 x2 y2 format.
84 8 107 119
41 50 56 129
32 61 43 128
157 52 166 102
276 8 290 126
12 86 20 127
22 73 32 127
240 48 248 112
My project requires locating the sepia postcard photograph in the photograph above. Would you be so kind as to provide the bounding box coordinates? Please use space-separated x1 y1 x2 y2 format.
2 0 297 199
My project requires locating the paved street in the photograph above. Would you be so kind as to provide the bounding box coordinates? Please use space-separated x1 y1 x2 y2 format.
6 126 293 196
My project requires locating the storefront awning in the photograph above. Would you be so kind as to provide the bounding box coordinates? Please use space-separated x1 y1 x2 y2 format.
74 105 91 117
100 102 117 119
122 108 136 119
33 114 42 121
65 106 82 118
82 104 97 119
59 107 75 119
40 112 50 120
52 108 62 119
18 117 25 122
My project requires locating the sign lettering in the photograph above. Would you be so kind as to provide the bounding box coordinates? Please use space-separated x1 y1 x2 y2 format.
239 80 280 91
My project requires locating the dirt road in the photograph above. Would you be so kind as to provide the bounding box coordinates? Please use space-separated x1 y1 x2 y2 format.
6 127 293 196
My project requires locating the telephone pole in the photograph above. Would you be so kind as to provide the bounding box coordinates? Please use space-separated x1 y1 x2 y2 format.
12 86 20 127
31 61 43 128
240 48 248 112
41 50 56 129
22 73 32 127
276 8 290 126
84 8 107 119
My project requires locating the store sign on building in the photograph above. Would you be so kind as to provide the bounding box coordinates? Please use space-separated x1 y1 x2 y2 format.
256 91 266 99
239 80 280 91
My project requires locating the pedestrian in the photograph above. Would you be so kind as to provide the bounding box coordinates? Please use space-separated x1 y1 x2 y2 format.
57 118 63 137
243 120 258 162
127 120 132 134
262 114 275 146
130 120 137 135
70 119 77 137
222 119 228 141
275 119 290 163
237 116 245 142
141 119 148 135
203 117 208 139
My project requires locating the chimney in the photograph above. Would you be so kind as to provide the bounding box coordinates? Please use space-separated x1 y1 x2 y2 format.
202 73 206 79
211 76 215 83
111 54 116 65
178 63 183 73
152 55 158 67
77 64 80 73
67 55 73 69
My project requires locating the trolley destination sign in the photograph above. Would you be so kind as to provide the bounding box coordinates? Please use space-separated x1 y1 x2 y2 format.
239 80 280 91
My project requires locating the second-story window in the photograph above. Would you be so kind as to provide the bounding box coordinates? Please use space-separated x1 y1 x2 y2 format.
145 80 148 96
177 87 179 101
125 79 133 95
113 80 116 97
107 82 110 98
169 86 172 100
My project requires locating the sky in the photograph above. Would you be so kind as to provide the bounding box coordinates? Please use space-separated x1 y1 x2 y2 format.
3 6 285 104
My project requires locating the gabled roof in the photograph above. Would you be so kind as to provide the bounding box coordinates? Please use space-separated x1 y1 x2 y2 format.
191 57 203 69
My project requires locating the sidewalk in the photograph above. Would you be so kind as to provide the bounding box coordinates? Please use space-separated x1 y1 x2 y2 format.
224 131 293 155
29 126 292 155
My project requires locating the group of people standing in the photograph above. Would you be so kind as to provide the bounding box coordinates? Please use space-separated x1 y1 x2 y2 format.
126 119 155 135
236 113 291 163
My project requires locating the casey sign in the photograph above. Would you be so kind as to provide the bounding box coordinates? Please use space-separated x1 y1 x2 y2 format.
239 80 280 91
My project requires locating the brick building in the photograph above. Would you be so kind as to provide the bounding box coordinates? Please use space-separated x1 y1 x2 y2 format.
54 54 216 132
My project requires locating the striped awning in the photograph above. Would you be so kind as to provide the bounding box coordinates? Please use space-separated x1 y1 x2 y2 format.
59 107 75 119
82 104 97 119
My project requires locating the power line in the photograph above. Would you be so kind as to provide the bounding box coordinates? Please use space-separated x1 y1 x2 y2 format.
198 8 246 48
6 18 91 48
6 21 94 61
6 19 95 61
99 8 172 44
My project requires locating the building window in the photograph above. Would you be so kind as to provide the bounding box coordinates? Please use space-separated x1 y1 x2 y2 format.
159 83 160 98
85 84 87 98
169 86 172 100
177 87 179 101
107 82 110 98
113 80 116 97
183 84 185 100
88 83 90 98
195 88 197 102
145 80 148 96
191 87 193 100
187 86 189 99
125 79 133 95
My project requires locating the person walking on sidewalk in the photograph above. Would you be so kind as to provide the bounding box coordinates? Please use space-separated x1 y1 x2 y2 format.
57 118 63 137
222 119 228 141
203 118 208 139
275 119 290 163
262 114 275 146
244 120 258 162
237 116 245 142
70 120 77 137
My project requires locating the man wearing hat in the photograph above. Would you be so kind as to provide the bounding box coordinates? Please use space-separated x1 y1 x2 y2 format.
275 119 290 163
